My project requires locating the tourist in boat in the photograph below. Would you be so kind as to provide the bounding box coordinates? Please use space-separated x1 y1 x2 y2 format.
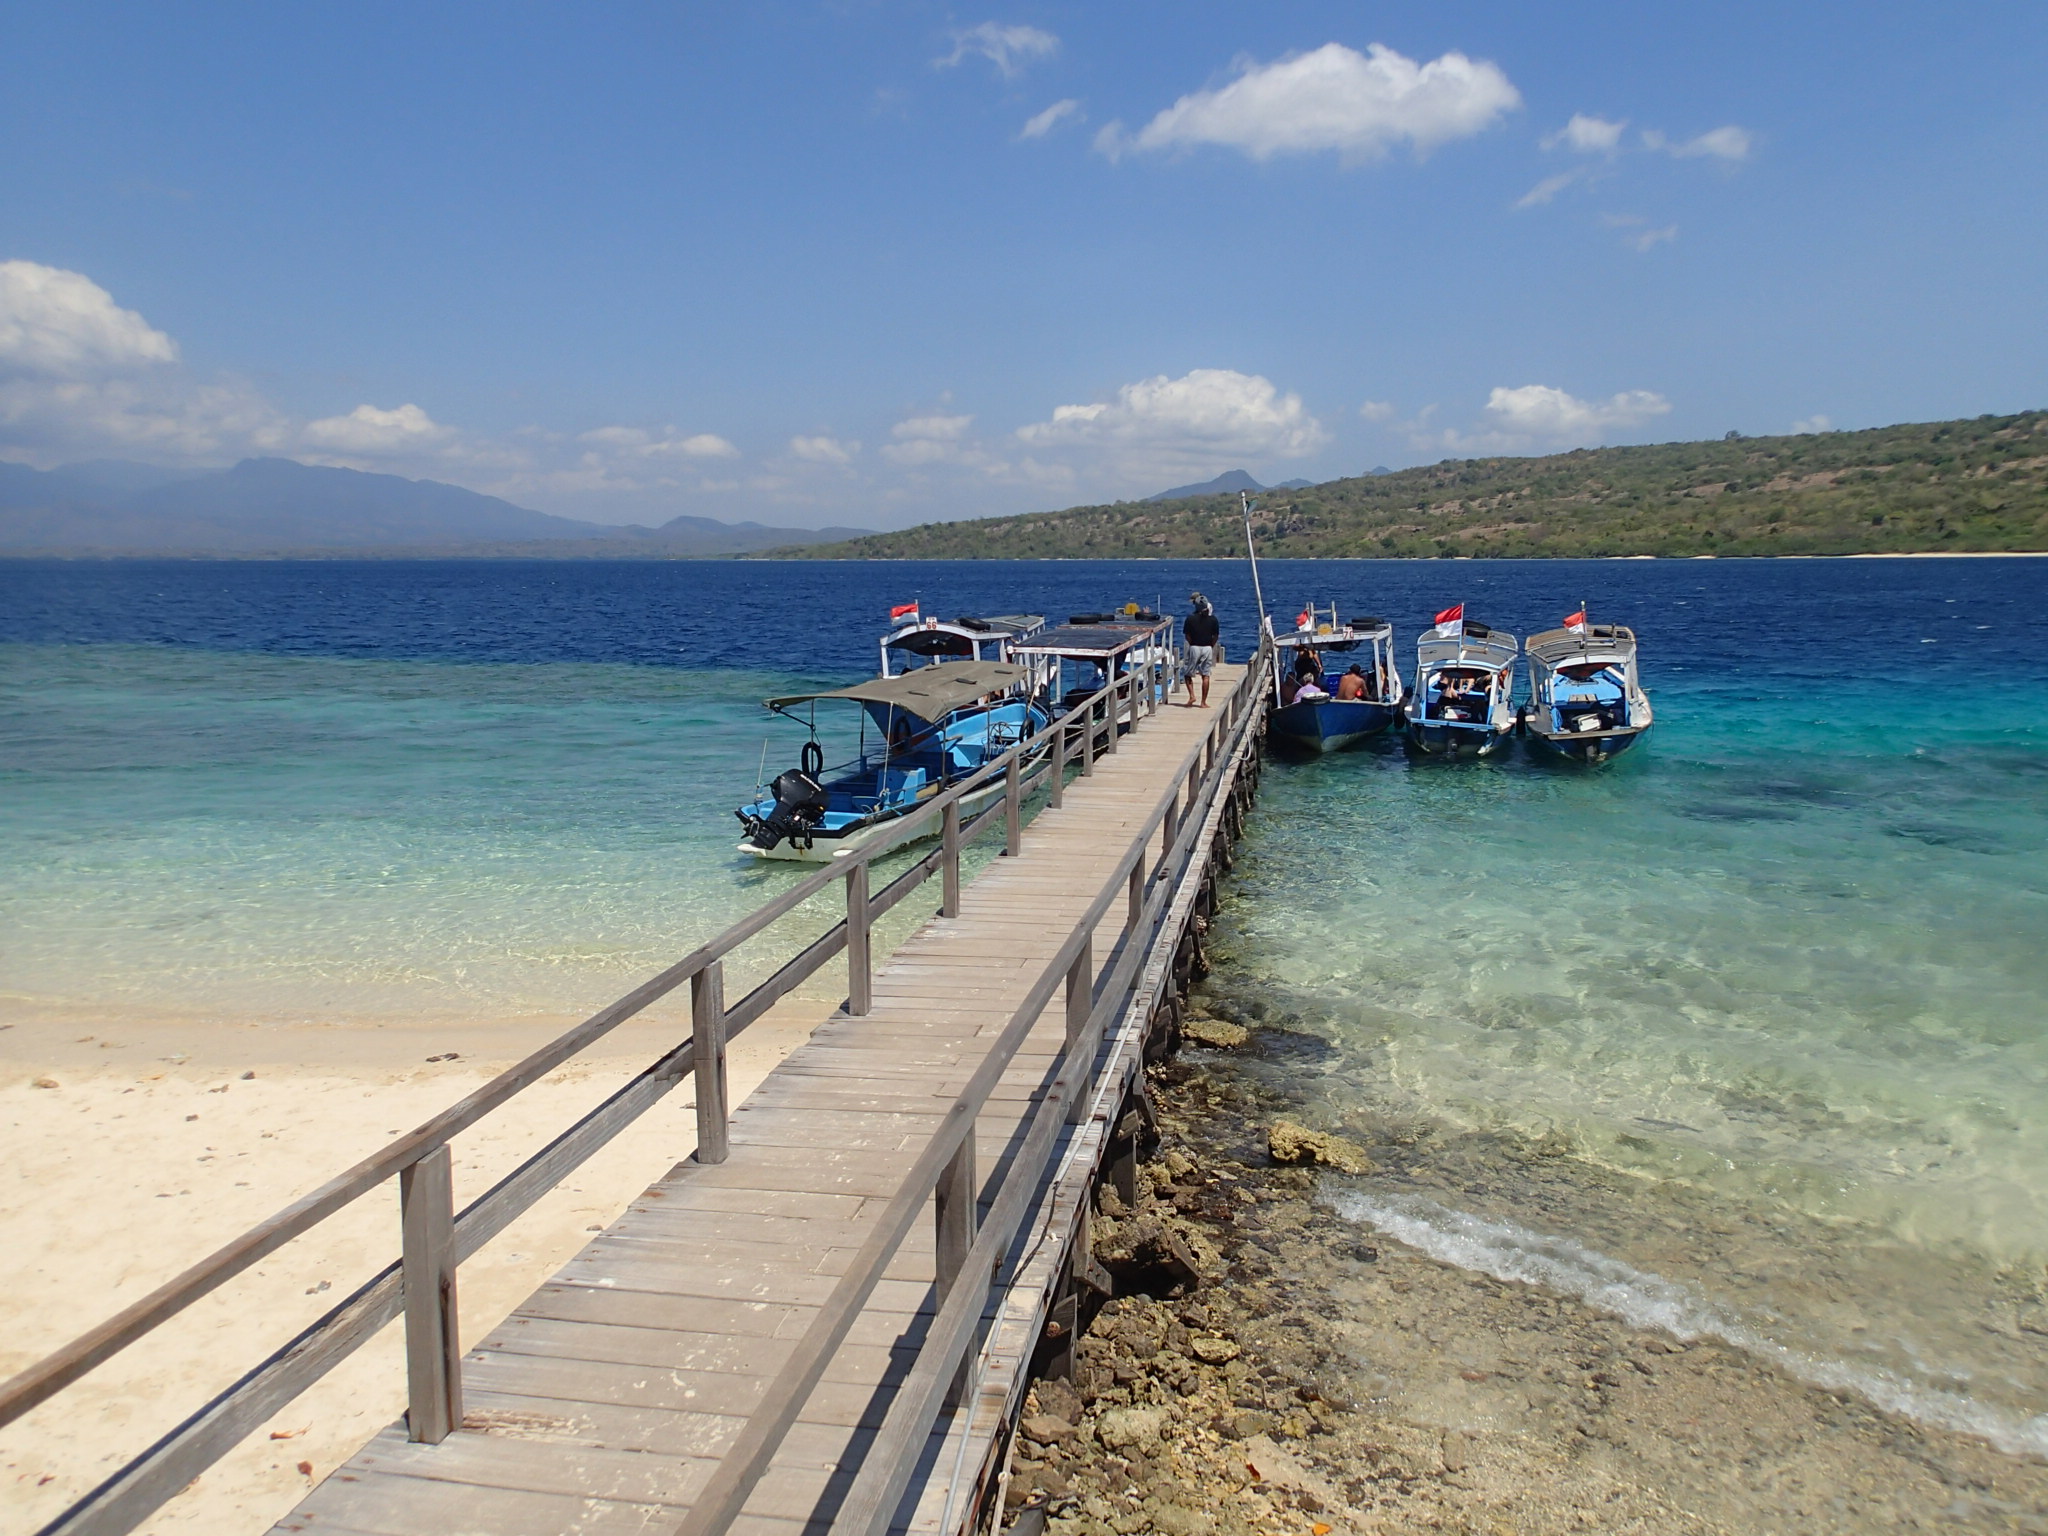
1181 593 1219 708
1294 676 1329 701
1336 665 1368 701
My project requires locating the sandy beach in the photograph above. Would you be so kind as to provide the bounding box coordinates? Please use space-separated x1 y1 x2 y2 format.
0 998 824 1536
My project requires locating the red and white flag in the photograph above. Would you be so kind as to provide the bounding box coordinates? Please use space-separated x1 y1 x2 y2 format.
1564 608 1588 634
1296 608 1313 630
1431 603 1464 638
889 602 919 624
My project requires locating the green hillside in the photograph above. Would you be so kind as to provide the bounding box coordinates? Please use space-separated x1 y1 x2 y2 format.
781 411 2048 559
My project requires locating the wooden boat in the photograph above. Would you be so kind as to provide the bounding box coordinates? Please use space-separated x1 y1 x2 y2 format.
1521 620 1653 763
736 660 1048 861
1269 603 1404 753
878 609 1051 687
1401 615 1519 758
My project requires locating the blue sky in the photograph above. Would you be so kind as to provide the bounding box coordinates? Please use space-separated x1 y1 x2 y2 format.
3 2 2044 529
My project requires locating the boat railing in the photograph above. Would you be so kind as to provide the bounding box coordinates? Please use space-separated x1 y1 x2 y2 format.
0 637 1262 1536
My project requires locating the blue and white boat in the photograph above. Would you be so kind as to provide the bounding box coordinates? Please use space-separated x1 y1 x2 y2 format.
736 659 1049 861
1521 620 1653 764
877 609 1051 684
1269 603 1404 753
1401 615 1520 758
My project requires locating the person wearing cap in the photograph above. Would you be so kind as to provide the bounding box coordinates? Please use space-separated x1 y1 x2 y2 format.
1181 593 1219 707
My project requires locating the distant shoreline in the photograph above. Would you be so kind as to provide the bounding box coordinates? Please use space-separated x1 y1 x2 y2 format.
1 548 2044 563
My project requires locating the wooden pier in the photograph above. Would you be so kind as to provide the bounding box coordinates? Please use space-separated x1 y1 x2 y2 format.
6 649 1272 1536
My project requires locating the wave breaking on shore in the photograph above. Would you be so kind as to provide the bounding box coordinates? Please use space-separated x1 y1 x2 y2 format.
1331 1189 2048 1460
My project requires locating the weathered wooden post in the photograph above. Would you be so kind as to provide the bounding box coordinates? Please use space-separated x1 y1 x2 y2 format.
692 961 728 1165
1064 936 1093 1124
941 799 961 917
846 861 871 1016
934 1131 978 1406
400 1146 461 1444
1004 755 1021 856
1049 721 1065 808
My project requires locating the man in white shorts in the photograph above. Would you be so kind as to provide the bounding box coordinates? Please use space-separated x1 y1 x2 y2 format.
1182 592 1219 707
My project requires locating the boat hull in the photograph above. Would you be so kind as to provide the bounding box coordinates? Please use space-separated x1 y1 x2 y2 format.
1268 698 1398 754
1404 717 1513 758
1524 723 1648 765
737 776 1008 863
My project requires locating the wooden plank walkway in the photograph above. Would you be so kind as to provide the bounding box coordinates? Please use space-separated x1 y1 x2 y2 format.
273 666 1248 1536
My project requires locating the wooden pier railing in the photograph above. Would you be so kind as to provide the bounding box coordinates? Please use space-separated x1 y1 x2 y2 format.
4 641 1273 1536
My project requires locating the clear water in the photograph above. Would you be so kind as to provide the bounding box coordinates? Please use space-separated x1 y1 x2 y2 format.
4 555 2046 1449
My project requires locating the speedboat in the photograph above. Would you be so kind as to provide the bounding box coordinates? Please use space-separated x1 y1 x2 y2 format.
1521 617 1653 764
736 660 1048 861
1269 602 1404 753
1401 610 1519 758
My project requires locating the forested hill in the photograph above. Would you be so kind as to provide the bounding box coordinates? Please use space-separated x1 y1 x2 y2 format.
784 412 2048 559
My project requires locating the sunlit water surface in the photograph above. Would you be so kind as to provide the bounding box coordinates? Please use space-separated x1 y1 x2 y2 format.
4 555 2045 1451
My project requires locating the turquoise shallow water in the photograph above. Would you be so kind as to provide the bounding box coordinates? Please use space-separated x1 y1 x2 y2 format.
0 643 824 1021
1215 656 2048 1453
4 555 2047 1455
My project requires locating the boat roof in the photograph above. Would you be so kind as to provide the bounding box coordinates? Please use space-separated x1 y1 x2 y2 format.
885 613 1045 641
766 660 1031 715
1525 625 1637 666
1279 618 1390 646
1010 619 1170 659
1415 622 1518 669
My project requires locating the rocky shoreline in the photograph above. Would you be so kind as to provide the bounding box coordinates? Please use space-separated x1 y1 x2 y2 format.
999 994 2048 1536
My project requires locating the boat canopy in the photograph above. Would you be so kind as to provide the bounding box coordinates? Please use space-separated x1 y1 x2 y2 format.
765 660 1031 718
1009 620 1170 661
1525 624 1636 668
884 614 1046 658
1415 622 1517 672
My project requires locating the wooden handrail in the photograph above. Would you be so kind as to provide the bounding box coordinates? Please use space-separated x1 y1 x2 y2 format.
5 650 1188 1536
674 644 1271 1536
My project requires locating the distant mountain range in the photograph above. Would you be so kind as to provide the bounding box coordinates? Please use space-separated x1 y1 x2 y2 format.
1144 469 1316 502
0 458 870 555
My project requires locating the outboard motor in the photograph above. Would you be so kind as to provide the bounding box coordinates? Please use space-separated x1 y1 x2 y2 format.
740 768 828 852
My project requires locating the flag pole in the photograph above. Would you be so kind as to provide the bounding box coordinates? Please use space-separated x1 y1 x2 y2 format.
1239 490 1278 702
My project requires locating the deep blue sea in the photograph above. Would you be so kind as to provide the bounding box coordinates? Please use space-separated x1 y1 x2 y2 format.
5 555 2047 1451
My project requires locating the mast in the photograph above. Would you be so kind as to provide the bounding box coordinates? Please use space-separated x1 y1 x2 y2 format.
1239 490 1279 701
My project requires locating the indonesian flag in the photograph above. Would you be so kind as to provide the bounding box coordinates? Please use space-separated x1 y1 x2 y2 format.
889 602 919 624
1564 608 1588 634
1431 603 1464 638
1295 608 1312 630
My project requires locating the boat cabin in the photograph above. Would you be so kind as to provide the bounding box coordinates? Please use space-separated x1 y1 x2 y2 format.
1524 624 1643 736
1277 602 1400 705
879 613 1047 675
1413 620 1519 723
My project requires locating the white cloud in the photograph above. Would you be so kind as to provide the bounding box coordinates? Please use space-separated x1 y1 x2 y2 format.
1104 43 1519 164
1644 125 1753 160
1601 212 1679 252
580 425 739 459
881 413 980 467
1792 415 1832 435
1016 368 1325 489
1515 169 1583 208
789 434 860 465
935 22 1058 78
1484 384 1670 437
0 260 178 377
1020 99 1083 139
1359 400 1396 422
301 402 451 454
1543 113 1626 154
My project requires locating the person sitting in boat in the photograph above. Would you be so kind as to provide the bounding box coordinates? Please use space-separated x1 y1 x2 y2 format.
1278 672 1301 706
1336 665 1368 701
1434 670 1477 720
1294 676 1330 701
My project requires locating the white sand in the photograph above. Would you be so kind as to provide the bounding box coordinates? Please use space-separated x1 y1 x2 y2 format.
0 999 824 1536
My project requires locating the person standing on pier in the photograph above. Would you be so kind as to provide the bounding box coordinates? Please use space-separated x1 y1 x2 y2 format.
1182 592 1219 708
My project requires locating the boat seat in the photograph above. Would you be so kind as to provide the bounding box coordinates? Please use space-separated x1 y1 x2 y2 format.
880 766 928 802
